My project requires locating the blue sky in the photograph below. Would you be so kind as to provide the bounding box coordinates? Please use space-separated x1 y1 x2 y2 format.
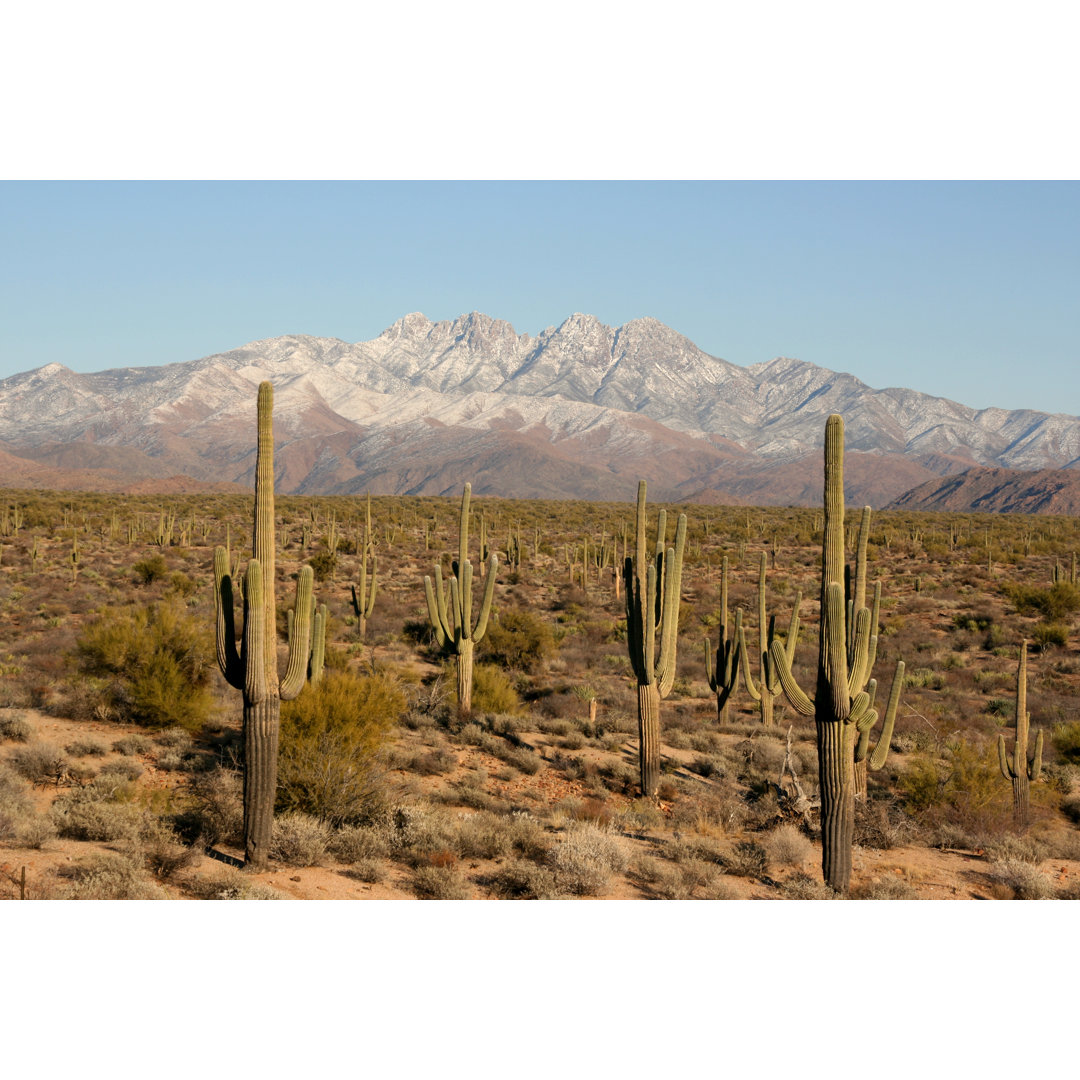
1 180 1077 414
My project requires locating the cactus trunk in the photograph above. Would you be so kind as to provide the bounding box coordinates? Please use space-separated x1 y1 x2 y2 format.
243 697 280 867
457 638 474 715
638 682 661 798
817 713 854 892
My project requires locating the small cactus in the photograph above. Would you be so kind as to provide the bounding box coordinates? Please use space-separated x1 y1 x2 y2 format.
997 642 1043 827
704 556 740 723
424 483 497 714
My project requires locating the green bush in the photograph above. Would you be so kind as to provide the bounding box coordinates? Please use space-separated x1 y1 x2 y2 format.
1052 721 1080 764
470 664 523 715
480 607 556 673
276 670 403 825
1031 622 1068 651
133 554 169 585
75 599 215 731
1007 582 1080 621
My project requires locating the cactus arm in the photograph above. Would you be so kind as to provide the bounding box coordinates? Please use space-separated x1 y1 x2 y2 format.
472 553 498 643
846 606 873 696
998 734 1016 780
784 591 802 666
655 514 687 695
770 638 814 716
308 603 327 685
738 616 762 701
643 561 658 686
868 659 905 770
825 582 851 719
243 559 269 705
849 690 872 726
213 545 244 689
460 558 474 637
704 635 715 688
423 574 449 650
365 557 378 617
279 565 315 700
1030 728 1043 781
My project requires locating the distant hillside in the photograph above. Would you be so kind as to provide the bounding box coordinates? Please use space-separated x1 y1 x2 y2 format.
886 466 1080 514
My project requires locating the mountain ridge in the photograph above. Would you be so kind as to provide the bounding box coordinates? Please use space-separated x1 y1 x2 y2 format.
1 311 1077 509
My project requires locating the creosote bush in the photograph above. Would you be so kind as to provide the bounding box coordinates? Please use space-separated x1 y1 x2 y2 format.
480 607 557 673
74 599 215 731
276 669 403 826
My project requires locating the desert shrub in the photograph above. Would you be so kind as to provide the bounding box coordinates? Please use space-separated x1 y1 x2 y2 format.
303 550 337 584
112 734 154 756
58 852 166 900
98 758 144 782
14 815 58 850
1032 623 1068 651
853 798 916 849
480 608 557 673
983 834 1048 864
1007 582 1080 621
549 822 628 896
270 812 332 866
329 823 392 863
386 804 459 863
344 857 387 884
65 737 108 757
469 665 523 715
850 877 920 899
155 727 194 750
183 767 244 847
457 811 516 859
74 599 215 731
986 858 1053 900
0 711 33 741
276 670 403 825
723 840 769 879
411 863 471 899
1052 721 1080 765
10 742 71 785
780 873 837 900
487 859 560 899
766 823 814 867
133 553 169 585
50 776 149 841
0 765 35 841
186 868 284 900
898 739 1006 831
410 747 457 776
144 839 198 881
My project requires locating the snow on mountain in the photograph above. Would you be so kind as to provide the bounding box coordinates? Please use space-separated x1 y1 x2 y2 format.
0 311 1077 506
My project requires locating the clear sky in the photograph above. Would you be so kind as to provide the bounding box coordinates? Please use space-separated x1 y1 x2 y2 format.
1 180 1077 414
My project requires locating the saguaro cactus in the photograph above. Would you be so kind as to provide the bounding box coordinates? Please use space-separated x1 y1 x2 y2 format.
739 551 803 728
998 642 1043 827
213 382 326 870
769 415 905 894
704 556 741 723
624 480 687 798
424 483 497 713
350 495 378 640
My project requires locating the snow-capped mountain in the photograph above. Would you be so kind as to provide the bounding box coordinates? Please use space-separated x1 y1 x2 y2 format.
0 311 1077 507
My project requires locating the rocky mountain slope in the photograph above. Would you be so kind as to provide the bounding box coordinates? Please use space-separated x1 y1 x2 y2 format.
1 311 1077 507
885 466 1080 515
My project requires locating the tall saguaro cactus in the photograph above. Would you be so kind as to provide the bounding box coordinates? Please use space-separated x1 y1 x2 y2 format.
998 642 1043 827
739 551 803 728
350 495 378 640
769 415 905 894
213 382 325 870
624 480 687 798
424 483 497 713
